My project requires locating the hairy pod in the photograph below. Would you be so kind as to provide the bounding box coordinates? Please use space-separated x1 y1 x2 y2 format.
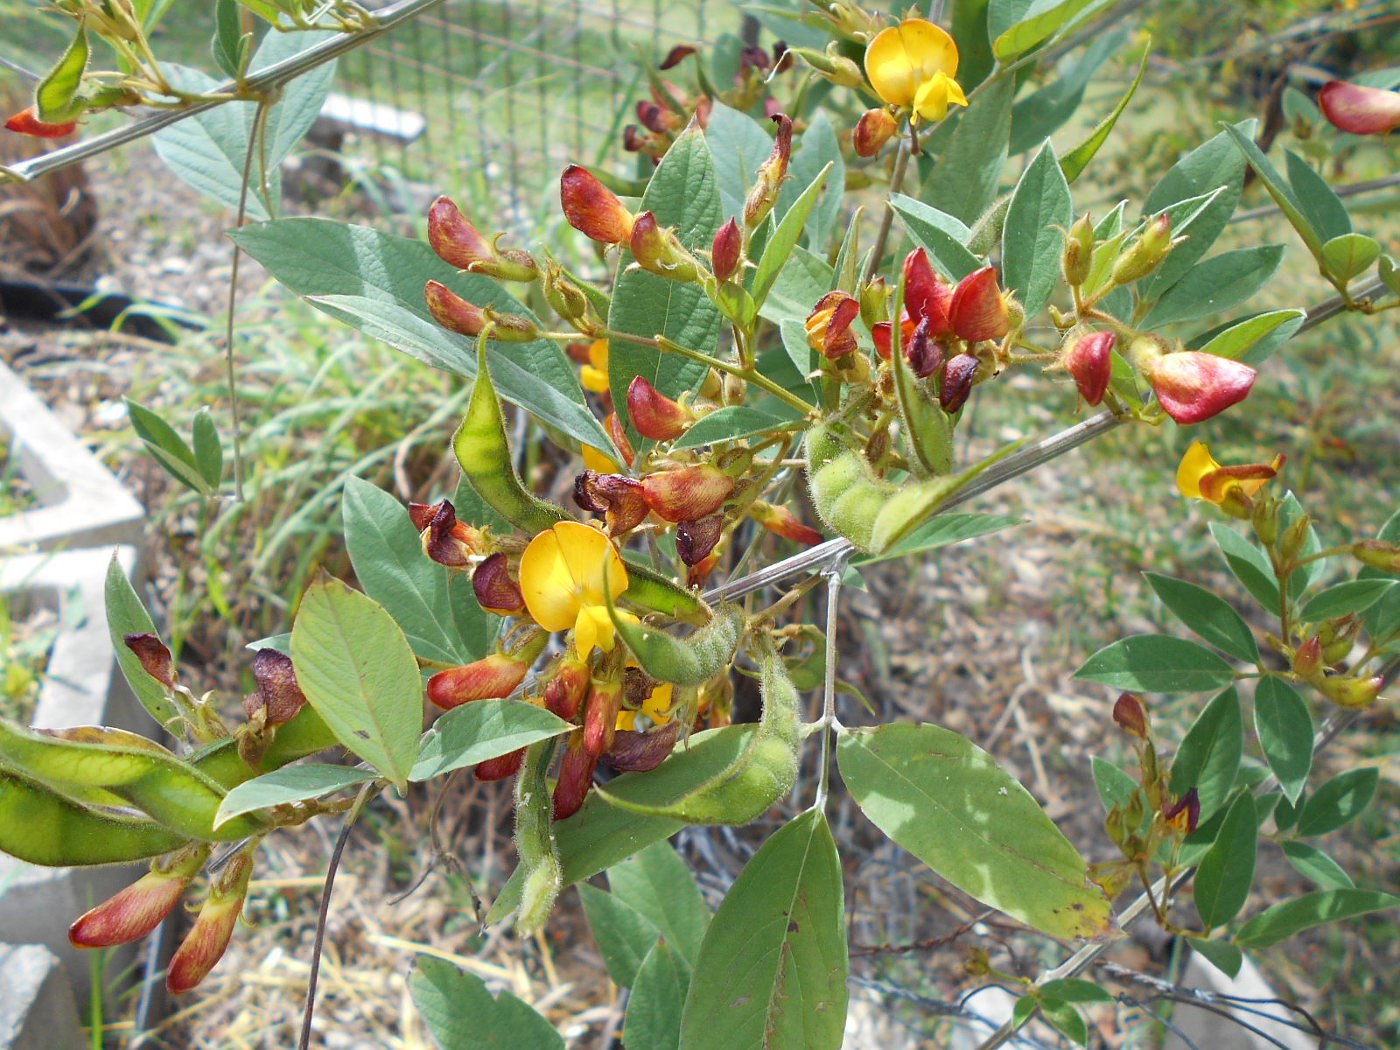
514 740 562 934
608 600 745 686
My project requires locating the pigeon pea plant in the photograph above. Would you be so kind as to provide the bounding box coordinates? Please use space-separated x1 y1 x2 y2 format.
2 1 1399 1047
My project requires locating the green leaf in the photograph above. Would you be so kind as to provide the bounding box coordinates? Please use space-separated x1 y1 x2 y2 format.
1194 791 1257 928
290 576 422 789
1169 687 1243 821
672 404 804 450
1038 978 1113 1004
760 245 834 327
752 163 834 312
410 700 574 782
951 0 995 89
191 407 223 489
1235 890 1400 950
1075 635 1236 694
212 0 251 79
1253 677 1314 805
1210 524 1279 610
609 842 710 966
1295 768 1379 837
36 24 89 122
1039 999 1089 1046
1282 841 1354 890
254 29 339 171
1060 38 1149 183
1092 755 1138 814
853 513 1023 566
1144 572 1258 663
838 723 1112 940
678 810 848 1050
1141 245 1285 329
1008 28 1125 157
780 110 844 251
609 126 724 436
626 940 690 1050
1321 233 1383 284
579 884 658 987
1299 579 1396 622
1194 309 1305 367
1186 936 1243 979
126 398 209 495
229 219 608 451
342 476 492 666
890 194 982 281
993 0 1101 58
213 764 375 829
105 553 180 730
921 74 1014 224
410 957 564 1050
1221 123 1321 257
1285 150 1351 244
705 101 774 222
1002 142 1073 318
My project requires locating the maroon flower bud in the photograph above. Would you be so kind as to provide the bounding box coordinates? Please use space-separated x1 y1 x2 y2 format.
740 45 772 73
1163 789 1200 835
749 501 823 545
166 847 255 994
553 732 599 819
69 844 210 948
247 649 306 725
629 211 702 282
743 113 794 229
805 290 860 358
1063 330 1115 406
583 675 623 757
948 266 1010 342
711 217 742 283
1141 350 1256 425
427 655 529 709
574 470 649 535
676 513 725 566
939 353 980 413
475 748 525 781
772 41 792 73
628 376 694 441
1318 79 1400 136
1112 693 1149 738
123 633 175 689
606 720 682 772
641 464 735 522
906 316 945 380
472 553 525 616
543 656 590 720
853 107 897 157
604 412 636 468
623 124 652 153
428 196 539 282
424 281 538 342
659 44 697 70
561 165 635 244
419 498 484 568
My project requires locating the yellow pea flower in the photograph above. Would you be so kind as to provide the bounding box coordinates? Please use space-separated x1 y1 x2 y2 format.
1176 441 1283 515
864 19 968 123
616 680 675 732
580 339 609 394
519 521 636 656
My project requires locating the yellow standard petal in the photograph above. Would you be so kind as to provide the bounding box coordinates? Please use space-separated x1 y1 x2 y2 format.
864 19 960 109
521 521 633 655
1176 440 1220 501
519 527 579 632
581 339 610 394
582 444 621 473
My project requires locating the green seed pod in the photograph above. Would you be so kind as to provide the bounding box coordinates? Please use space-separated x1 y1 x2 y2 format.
0 770 188 867
192 704 342 790
0 721 269 842
514 740 562 935
608 599 745 686
622 562 712 625
453 341 568 535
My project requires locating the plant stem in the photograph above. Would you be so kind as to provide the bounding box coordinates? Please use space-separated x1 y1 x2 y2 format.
866 138 913 284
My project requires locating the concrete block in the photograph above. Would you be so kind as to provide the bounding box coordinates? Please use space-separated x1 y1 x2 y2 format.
1163 949 1316 1050
0 944 86 1050
0 358 145 555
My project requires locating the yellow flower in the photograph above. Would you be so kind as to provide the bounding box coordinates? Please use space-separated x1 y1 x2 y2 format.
616 680 675 732
581 339 609 394
1176 441 1283 510
582 444 621 473
519 521 635 655
864 19 968 123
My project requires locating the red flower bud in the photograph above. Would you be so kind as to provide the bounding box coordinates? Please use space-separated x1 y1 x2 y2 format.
743 113 794 229
246 649 306 725
475 748 525 781
1293 635 1323 678
871 321 893 361
711 217 743 283
1318 79 1400 136
543 656 590 720
628 376 694 441
1143 351 1256 425
659 45 697 70
428 196 539 282
750 501 823 546
906 315 945 380
583 675 624 757
1112 693 1149 738
641 464 735 522
123 633 175 689
424 281 538 341
69 845 209 948
853 107 898 157
623 124 652 153
805 291 861 358
605 412 636 468
574 470 649 535
939 353 980 413
676 513 725 566
5 106 77 138
472 553 525 615
166 848 254 994
1063 330 1115 406
427 654 529 709
606 720 682 772
903 249 954 336
553 732 599 819
948 266 1009 342
561 165 635 244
